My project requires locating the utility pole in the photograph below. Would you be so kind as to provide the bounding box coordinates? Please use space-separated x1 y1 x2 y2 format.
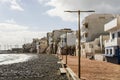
65 31 68 66
64 10 95 78
4 45 6 50
52 31 55 54
0 45 1 50
10 45 12 50
61 39 63 60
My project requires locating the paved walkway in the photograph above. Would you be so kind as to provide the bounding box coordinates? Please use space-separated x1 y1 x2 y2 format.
60 55 120 80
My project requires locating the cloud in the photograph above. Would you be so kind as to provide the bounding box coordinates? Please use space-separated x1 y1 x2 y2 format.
0 22 46 49
10 0 24 11
38 0 49 4
0 0 24 11
43 0 120 22
0 22 28 32
0 31 46 44
5 19 16 24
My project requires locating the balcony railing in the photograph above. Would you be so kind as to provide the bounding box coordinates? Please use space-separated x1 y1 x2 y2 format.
81 26 88 35
105 37 120 47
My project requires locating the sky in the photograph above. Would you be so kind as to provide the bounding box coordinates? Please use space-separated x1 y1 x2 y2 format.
0 0 120 49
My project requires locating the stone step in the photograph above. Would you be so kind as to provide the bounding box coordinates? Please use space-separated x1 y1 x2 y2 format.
66 68 80 80
59 68 66 74
57 61 65 64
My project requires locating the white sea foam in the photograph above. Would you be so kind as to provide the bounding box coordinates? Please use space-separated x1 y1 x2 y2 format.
0 54 38 65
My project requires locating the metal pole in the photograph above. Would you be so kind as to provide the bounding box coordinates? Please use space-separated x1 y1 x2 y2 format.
78 11 81 78
66 31 68 65
52 31 54 54
64 10 95 79
61 40 63 60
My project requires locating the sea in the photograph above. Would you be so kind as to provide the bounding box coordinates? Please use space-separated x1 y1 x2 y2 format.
0 54 38 65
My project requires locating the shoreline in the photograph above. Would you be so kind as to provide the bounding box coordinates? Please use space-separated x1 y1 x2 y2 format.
0 54 68 80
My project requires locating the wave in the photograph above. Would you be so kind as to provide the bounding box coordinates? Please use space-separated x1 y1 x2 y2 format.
0 54 38 65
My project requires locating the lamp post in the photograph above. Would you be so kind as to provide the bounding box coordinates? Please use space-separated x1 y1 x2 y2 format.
64 10 95 78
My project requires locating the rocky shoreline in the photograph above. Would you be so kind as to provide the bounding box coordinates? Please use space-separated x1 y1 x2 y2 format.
0 54 68 80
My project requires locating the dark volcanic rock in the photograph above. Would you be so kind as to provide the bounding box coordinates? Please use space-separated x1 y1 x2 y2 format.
0 54 68 80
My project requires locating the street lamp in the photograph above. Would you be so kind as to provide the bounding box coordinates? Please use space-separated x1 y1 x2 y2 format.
64 10 95 78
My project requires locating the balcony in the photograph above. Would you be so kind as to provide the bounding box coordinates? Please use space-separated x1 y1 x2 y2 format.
81 26 88 36
81 38 87 43
104 18 118 32
105 38 120 47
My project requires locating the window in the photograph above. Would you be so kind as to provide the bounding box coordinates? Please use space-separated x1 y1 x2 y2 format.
110 49 112 55
98 42 100 47
118 32 120 37
64 38 67 42
112 33 115 39
106 49 108 54
85 33 88 37
85 23 88 28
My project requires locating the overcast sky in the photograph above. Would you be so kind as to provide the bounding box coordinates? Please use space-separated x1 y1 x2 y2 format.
0 0 120 49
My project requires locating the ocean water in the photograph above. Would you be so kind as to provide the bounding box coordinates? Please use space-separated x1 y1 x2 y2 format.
0 54 38 65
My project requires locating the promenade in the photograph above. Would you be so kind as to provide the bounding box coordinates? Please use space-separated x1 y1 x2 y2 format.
62 55 120 80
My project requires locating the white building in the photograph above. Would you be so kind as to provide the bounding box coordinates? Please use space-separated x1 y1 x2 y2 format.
104 16 120 64
60 32 76 47
58 32 76 55
81 14 115 42
77 14 115 57
47 32 53 46
46 28 73 54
